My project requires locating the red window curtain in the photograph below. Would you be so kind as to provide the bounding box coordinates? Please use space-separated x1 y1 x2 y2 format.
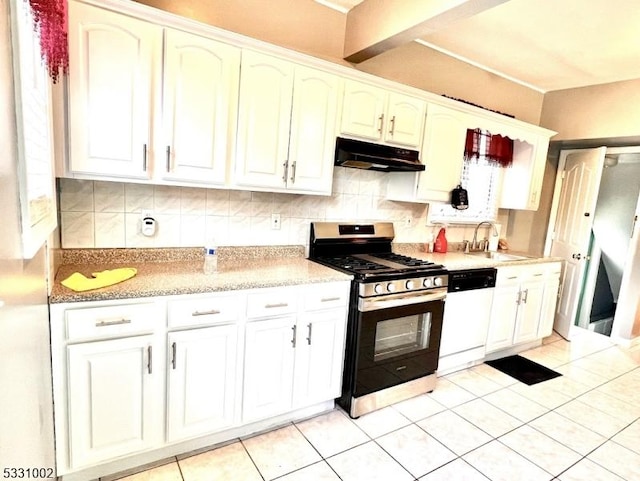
27 0 69 83
464 129 513 167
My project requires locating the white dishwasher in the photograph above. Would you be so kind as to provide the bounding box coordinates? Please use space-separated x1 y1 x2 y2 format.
438 268 497 375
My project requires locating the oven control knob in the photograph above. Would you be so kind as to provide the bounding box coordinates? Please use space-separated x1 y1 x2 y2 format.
423 278 433 288
434 277 443 287
405 280 415 290
387 282 396 292
374 284 384 294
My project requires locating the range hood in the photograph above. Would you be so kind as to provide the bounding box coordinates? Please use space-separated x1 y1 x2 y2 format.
334 137 425 172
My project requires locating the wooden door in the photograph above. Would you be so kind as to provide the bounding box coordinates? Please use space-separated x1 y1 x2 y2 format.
550 148 606 338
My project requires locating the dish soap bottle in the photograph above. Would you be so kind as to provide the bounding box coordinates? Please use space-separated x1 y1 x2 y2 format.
203 242 218 275
434 228 448 253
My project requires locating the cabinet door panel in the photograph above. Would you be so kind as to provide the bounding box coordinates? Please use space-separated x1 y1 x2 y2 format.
294 310 346 406
514 281 545 344
538 277 560 338
417 104 467 202
340 80 386 140
235 51 294 188
243 317 296 422
68 3 160 178
287 66 339 193
486 286 519 353
167 325 238 441
384 93 425 147
67 335 161 468
162 30 240 184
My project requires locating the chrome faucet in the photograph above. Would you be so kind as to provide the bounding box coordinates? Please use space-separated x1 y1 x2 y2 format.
471 221 499 251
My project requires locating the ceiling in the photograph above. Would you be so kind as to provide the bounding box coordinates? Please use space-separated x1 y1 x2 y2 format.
316 0 640 92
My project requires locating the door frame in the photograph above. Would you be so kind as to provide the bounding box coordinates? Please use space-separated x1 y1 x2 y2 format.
545 146 640 344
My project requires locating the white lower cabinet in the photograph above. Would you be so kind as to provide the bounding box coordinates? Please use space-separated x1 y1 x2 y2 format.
242 284 348 423
243 315 298 422
66 335 163 468
167 325 238 442
293 309 346 406
486 263 561 353
51 280 349 480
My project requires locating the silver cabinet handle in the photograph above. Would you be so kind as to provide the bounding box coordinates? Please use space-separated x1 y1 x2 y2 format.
291 324 297 348
282 161 289 183
321 297 340 303
192 309 221 317
306 323 312 345
265 302 288 309
147 345 153 374
166 145 171 172
521 288 529 304
142 144 148 171
171 342 177 370
516 290 522 305
377 113 384 133
95 318 131 327
389 115 396 135
290 161 297 183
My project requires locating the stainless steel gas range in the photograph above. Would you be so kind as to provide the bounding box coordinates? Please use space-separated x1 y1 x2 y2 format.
309 222 449 418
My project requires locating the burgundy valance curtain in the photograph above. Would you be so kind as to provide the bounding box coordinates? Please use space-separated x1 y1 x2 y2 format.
464 129 514 167
27 0 69 83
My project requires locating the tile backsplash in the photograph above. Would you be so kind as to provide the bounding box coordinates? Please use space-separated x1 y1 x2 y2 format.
58 168 506 249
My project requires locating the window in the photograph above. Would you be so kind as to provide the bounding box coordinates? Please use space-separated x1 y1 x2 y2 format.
428 129 508 224
428 157 503 223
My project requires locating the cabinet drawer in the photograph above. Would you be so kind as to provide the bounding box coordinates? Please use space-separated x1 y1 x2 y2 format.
303 283 349 311
247 289 297 319
168 294 240 328
65 302 160 341
495 266 522 285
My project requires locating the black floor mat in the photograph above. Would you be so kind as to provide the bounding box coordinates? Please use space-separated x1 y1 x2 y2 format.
485 355 562 385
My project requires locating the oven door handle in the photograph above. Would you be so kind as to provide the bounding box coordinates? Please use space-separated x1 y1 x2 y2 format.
359 288 447 312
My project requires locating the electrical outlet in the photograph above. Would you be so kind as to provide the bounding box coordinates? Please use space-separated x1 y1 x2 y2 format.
405 216 412 227
271 213 281 230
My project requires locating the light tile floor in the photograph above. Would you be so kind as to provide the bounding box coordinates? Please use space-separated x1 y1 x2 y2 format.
113 330 640 481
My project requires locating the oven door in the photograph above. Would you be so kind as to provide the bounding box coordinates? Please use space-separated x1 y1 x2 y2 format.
354 289 446 397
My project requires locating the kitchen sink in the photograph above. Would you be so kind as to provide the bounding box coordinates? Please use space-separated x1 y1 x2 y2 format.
465 251 532 261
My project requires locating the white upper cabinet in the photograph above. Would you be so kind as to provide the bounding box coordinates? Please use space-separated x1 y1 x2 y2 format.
160 30 240 185
287 66 340 193
67 2 239 186
235 50 294 189
498 135 547 210
387 103 468 203
384 92 427 147
67 2 160 178
234 51 339 194
340 80 425 148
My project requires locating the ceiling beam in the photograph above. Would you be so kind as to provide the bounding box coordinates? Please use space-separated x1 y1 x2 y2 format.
344 0 510 63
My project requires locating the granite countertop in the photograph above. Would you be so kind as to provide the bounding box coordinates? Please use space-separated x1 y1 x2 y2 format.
409 251 564 270
49 247 352 304
49 245 563 304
